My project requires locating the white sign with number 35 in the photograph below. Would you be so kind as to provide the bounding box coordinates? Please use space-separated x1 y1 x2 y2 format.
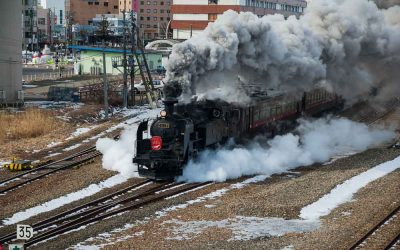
16 224 34 240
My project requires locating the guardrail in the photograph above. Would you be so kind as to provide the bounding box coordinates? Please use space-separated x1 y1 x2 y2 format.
23 69 75 83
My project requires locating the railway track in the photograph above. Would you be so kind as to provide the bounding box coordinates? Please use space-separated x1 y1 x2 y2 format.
349 205 400 250
0 180 211 247
357 98 400 125
0 146 99 195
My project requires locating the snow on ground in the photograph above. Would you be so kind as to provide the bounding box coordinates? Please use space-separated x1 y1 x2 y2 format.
163 216 319 241
63 143 82 151
0 160 10 166
47 141 62 148
67 223 145 250
44 152 62 158
323 151 358 165
300 155 400 221
66 156 400 246
1 174 128 226
156 175 268 218
162 156 400 240
66 127 95 140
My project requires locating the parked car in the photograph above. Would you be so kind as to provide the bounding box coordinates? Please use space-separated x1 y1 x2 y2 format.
133 80 164 94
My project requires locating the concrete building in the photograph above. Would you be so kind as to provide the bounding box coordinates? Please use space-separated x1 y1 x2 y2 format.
137 0 172 40
92 13 128 37
42 0 65 25
69 45 164 75
23 0 39 51
65 0 120 26
0 0 23 104
37 5 50 45
171 0 307 40
121 0 172 41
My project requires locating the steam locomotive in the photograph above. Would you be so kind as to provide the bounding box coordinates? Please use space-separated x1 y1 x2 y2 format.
133 89 344 180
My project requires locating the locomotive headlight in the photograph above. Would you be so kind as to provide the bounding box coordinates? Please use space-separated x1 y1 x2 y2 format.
160 110 167 118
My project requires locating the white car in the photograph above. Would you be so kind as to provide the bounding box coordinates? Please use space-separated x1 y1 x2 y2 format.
134 80 164 94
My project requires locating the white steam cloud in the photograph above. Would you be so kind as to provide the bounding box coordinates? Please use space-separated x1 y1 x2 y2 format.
96 125 139 178
178 118 395 183
164 0 400 103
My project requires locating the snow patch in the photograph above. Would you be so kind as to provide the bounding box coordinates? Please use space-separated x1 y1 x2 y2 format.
68 223 145 250
2 174 128 225
300 156 400 221
44 152 62 158
163 216 319 241
63 143 82 151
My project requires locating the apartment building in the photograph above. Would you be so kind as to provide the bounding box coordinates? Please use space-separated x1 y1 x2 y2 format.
120 0 171 40
65 0 120 25
172 0 307 40
22 0 39 51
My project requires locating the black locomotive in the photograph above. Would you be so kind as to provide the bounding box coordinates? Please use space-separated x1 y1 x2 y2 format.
133 89 344 180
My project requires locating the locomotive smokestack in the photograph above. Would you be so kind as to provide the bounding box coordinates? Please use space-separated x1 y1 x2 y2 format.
163 98 178 116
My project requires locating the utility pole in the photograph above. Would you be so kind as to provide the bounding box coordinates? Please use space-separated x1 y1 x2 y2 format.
102 39 109 118
122 0 128 108
49 9 52 46
30 8 34 51
190 24 193 38
130 10 136 107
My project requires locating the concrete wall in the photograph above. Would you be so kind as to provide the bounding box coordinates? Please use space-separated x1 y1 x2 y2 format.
0 0 22 103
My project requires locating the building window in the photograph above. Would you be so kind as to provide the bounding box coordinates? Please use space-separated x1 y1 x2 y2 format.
140 9 144 13
209 0 218 4
166 10 170 13
88 2 93 5
167 1 170 5
38 18 45 25
95 2 99 5
153 9 157 13
160 1 164 5
166 17 170 21
146 24 150 28
153 24 157 28
140 16 144 20
104 2 108 6
160 9 164 13
147 16 150 20
114 5 118 9
153 17 157 21
153 1 157 5
140 1 144 4
147 1 150 4
147 9 150 13
160 17 164 21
